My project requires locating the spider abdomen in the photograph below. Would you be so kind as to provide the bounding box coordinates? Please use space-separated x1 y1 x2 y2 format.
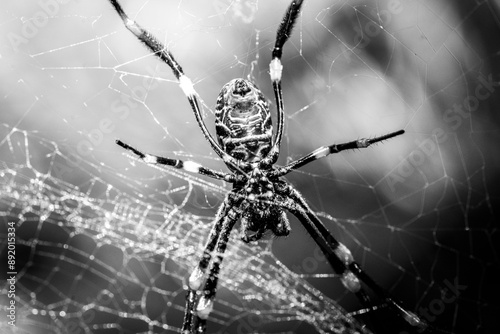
215 79 273 162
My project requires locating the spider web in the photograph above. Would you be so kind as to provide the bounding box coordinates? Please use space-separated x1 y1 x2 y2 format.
1 0 499 333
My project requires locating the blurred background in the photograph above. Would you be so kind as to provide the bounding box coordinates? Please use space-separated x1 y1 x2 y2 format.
1 0 499 333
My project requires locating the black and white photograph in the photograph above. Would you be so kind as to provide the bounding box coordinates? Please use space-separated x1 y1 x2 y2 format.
1 1 499 333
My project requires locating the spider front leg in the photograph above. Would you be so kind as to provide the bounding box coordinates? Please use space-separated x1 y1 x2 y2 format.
116 140 236 182
107 0 238 166
272 129 405 177
182 193 243 333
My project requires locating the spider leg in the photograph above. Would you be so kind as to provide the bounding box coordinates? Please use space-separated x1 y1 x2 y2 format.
116 139 236 182
276 182 427 331
107 0 237 166
272 129 405 177
182 193 243 333
264 0 304 165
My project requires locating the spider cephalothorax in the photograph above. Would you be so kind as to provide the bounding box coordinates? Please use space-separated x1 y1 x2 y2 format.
215 78 273 162
110 0 425 332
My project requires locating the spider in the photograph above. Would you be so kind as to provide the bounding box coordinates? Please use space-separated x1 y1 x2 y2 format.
108 0 426 333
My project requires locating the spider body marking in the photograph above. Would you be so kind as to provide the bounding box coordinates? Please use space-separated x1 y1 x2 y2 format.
109 0 428 333
215 78 273 164
214 78 289 242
